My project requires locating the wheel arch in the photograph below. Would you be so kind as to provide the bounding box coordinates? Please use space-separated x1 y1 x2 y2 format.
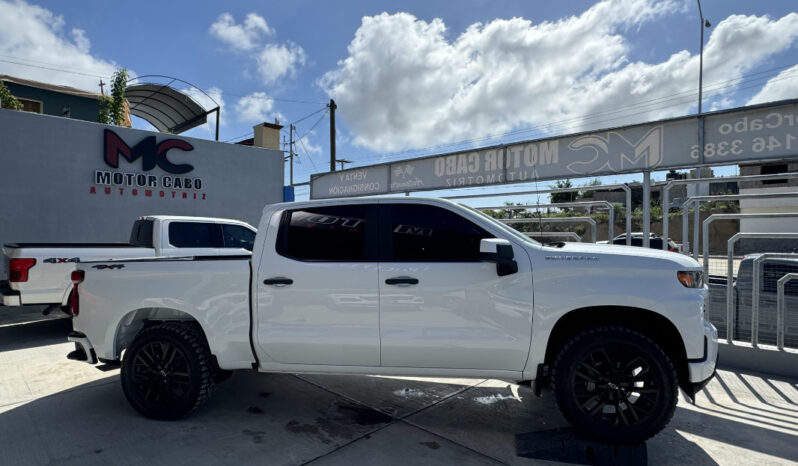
112 307 209 361
543 306 689 388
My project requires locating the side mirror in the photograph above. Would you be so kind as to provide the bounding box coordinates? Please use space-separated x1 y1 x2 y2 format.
479 239 518 277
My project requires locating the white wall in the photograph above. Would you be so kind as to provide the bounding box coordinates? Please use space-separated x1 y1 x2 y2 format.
0 109 284 279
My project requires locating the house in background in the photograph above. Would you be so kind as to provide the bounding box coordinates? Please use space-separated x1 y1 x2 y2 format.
0 74 129 125
738 161 798 236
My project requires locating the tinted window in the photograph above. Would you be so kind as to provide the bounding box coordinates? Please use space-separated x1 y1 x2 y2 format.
169 222 223 248
129 220 154 247
276 205 373 261
222 225 256 251
385 204 492 262
763 263 798 294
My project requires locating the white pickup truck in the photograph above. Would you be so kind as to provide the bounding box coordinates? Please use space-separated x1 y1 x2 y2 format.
67 198 717 444
1 216 256 312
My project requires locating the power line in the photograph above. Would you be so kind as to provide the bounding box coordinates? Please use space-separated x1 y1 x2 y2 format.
289 106 328 126
0 57 110 79
298 108 329 139
296 134 319 172
292 109 330 174
222 131 253 143
0 54 328 105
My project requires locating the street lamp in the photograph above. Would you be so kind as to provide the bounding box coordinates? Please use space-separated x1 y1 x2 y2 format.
697 0 711 114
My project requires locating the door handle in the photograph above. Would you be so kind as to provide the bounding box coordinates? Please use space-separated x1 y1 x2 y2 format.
385 276 419 286
263 277 293 286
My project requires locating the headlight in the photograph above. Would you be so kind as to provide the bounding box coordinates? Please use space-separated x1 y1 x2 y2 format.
677 271 703 288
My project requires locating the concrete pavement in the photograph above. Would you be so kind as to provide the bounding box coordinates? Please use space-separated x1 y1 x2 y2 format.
1 308 797 465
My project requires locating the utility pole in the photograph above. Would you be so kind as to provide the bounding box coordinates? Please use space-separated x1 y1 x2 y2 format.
329 99 337 172
697 0 711 115
99 79 106 95
337 159 352 170
289 124 296 185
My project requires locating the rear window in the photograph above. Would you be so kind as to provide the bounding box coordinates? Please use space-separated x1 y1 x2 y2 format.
168 222 223 248
762 262 798 294
129 220 154 247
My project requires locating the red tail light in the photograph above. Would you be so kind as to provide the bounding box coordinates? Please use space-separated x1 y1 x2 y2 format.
69 270 84 316
9 258 36 282
71 270 84 285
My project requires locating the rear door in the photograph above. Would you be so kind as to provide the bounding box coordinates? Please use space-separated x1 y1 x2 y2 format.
255 204 380 366
377 202 534 371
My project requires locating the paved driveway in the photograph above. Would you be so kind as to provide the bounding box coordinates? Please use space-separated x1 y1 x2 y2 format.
1 309 797 465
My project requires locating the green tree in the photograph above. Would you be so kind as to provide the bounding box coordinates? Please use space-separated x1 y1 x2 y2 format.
99 68 129 125
578 178 602 199
0 82 22 110
550 179 575 204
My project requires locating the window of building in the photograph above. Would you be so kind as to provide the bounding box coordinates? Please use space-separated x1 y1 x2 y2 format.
17 98 42 114
276 205 374 261
761 164 788 185
384 204 492 262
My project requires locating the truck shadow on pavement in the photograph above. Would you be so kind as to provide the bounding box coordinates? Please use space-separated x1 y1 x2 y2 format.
0 315 72 352
2 367 796 465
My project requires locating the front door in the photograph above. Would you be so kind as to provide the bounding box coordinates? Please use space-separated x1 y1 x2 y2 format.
255 204 380 366
378 203 534 371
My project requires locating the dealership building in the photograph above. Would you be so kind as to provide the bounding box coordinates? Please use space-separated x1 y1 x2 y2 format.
0 103 285 280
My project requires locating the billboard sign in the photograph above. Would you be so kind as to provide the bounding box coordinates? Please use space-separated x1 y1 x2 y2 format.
311 99 798 199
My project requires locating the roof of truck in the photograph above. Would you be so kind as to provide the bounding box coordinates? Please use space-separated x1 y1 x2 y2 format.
140 215 254 228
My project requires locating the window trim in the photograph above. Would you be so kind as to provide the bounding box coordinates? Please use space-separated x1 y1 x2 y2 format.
379 203 494 263
275 204 379 262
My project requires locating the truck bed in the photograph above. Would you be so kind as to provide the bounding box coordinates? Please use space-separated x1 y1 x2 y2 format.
4 243 138 248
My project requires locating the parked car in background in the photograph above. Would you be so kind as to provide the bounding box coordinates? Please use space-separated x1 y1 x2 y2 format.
731 254 798 346
612 233 679 252
1 216 256 313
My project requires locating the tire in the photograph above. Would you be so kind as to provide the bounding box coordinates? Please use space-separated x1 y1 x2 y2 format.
552 326 678 444
121 322 215 420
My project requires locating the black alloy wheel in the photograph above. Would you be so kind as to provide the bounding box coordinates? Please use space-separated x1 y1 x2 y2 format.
552 326 677 444
121 322 214 420
132 341 191 405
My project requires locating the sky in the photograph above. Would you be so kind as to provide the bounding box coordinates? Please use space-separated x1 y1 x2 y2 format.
1 0 797 203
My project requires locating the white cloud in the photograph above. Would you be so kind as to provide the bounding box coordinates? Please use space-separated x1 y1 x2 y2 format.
235 91 285 123
0 0 119 91
320 2 798 152
255 43 306 85
209 12 274 51
747 65 798 105
210 12 305 85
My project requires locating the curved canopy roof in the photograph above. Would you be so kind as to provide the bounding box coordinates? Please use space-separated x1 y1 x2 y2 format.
125 83 214 134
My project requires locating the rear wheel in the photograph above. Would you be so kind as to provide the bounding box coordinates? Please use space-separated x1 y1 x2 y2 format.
552 326 677 444
121 322 214 420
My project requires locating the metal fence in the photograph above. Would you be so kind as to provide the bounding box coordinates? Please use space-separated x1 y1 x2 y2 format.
704 235 798 349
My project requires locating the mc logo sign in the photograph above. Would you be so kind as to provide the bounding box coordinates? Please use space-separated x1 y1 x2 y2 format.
566 126 663 175
104 129 195 174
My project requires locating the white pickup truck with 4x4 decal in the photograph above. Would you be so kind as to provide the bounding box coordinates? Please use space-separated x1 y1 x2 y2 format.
1 216 255 312
66 197 717 444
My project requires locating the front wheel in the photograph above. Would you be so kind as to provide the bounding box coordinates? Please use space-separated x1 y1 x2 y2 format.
552 326 678 444
121 322 215 420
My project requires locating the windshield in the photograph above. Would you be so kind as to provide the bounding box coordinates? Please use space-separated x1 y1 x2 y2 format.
462 204 541 246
